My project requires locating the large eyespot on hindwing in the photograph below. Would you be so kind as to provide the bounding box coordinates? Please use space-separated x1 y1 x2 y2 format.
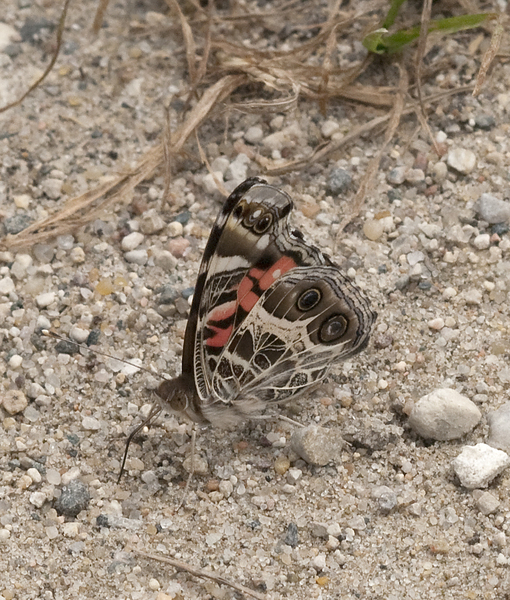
297 288 322 311
319 313 348 344
253 212 273 234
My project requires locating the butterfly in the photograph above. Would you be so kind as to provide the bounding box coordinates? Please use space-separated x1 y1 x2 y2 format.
156 177 376 428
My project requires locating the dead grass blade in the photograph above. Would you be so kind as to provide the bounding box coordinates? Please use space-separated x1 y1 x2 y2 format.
134 550 267 600
166 0 198 85
3 74 247 250
336 60 408 235
473 13 504 96
0 0 71 114
92 0 110 34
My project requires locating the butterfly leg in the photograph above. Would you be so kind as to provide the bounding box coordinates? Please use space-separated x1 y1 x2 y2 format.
117 402 162 484
177 423 197 510
250 414 305 428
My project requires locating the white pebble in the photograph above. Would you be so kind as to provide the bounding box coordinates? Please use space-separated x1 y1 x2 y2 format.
0 529 11 542
29 491 47 508
443 287 457 299
447 148 476 174
82 416 101 431
473 234 490 250
244 126 263 144
71 247 86 264
363 219 384 241
0 277 15 295
124 249 148 265
41 178 63 199
453 444 510 489
8 354 23 369
201 172 223 194
14 194 31 209
409 388 481 441
27 467 42 483
463 289 482 305
121 231 144 251
427 317 444 331
167 221 184 237
312 553 327 571
36 292 56 308
46 468 61 485
321 120 340 138
61 467 81 485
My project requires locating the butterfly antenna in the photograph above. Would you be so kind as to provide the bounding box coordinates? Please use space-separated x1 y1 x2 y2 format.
42 330 170 383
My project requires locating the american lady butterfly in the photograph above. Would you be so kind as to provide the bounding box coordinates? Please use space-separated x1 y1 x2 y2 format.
155 177 376 427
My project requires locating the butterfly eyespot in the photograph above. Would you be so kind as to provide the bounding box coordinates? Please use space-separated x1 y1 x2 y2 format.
253 212 273 234
297 288 322 311
319 314 348 343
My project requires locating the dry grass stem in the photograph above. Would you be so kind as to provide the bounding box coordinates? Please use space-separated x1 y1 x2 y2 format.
133 550 267 600
473 13 504 96
0 0 71 114
92 0 111 34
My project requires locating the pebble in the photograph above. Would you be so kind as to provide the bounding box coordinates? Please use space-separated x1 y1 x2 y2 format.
69 326 89 344
472 233 490 250
290 425 343 466
183 455 208 476
274 455 290 475
35 292 56 308
225 154 250 182
124 249 148 265
201 172 223 194
0 276 15 295
342 416 402 450
0 529 11 542
29 491 47 508
244 126 263 144
40 178 63 199
167 221 184 237
321 119 340 137
153 249 178 271
327 168 352 195
82 416 101 430
70 246 85 263
33 244 55 263
286 468 302 485
487 402 510 452
167 237 190 258
408 388 481 440
312 553 327 571
474 114 495 129
405 168 425 183
46 468 61 485
54 480 91 517
474 193 510 224
27 467 42 483
4 214 32 234
8 354 23 368
363 219 384 241
452 444 510 489
0 22 19 51
371 485 398 514
474 490 500 515
463 289 482 305
407 251 425 266
447 148 476 174
284 522 299 547
427 317 444 331
11 254 32 279
387 166 407 185
140 210 165 234
2 390 28 414
431 161 448 182
121 231 144 251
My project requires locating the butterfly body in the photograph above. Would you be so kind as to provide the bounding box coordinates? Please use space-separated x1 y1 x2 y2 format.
157 178 376 427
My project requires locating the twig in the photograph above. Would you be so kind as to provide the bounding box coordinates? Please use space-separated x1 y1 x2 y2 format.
134 550 267 600
0 0 72 114
473 13 504 97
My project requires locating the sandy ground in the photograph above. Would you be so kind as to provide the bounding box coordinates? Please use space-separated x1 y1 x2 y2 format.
1 1 510 599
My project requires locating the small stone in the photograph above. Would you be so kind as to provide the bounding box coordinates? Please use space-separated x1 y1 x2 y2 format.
409 388 481 441
3 214 32 235
61 466 81 485
69 326 89 344
463 289 482 305
8 354 23 368
82 416 101 431
0 277 15 295
225 154 249 182
472 233 490 250
218 480 233 498
405 168 425 183
371 485 397 513
475 491 500 515
274 455 290 475
312 553 327 571
46 468 61 485
407 251 425 266
70 247 84 267
321 119 340 137
487 402 510 452
2 390 28 414
11 254 32 279
431 161 448 182
284 522 299 547
201 172 223 194
453 443 510 489
286 468 302 485
33 244 55 263
54 480 90 517
427 317 444 331
124 249 148 265
474 193 510 224
363 219 384 241
27 467 42 483
290 425 343 466
29 491 47 508
210 156 230 174
326 535 340 551
387 166 407 185
121 231 144 251
474 114 495 130
342 416 402 450
140 210 165 234
35 292 56 308
447 148 476 174
0 529 11 542
41 178 63 199
63 522 80 537
167 237 190 258
153 249 178 271
244 126 263 144
443 287 457 299
167 221 184 238
183 455 208 476
327 168 352 195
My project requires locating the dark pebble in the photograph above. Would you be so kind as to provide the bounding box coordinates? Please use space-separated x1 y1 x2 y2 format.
378 264 388 274
181 287 195 300
96 514 110 528
55 340 79 355
173 211 191 225
418 280 432 291
284 522 300 547
474 114 495 130
373 334 393 349
54 480 90 518
31 333 45 351
4 214 32 235
20 17 54 42
158 285 178 305
86 330 101 346
387 189 401 203
3 44 22 58
248 519 261 530
491 223 509 236
91 130 103 139
327 168 352 195
66 433 80 446
63 40 79 55
395 275 410 290
8 459 21 471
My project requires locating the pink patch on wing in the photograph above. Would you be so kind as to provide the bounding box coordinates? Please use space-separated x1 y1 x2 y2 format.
206 324 233 347
239 290 259 312
258 256 296 290
206 300 237 322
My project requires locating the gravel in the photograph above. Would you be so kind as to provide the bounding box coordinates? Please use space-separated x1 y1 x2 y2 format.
2 1 510 598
